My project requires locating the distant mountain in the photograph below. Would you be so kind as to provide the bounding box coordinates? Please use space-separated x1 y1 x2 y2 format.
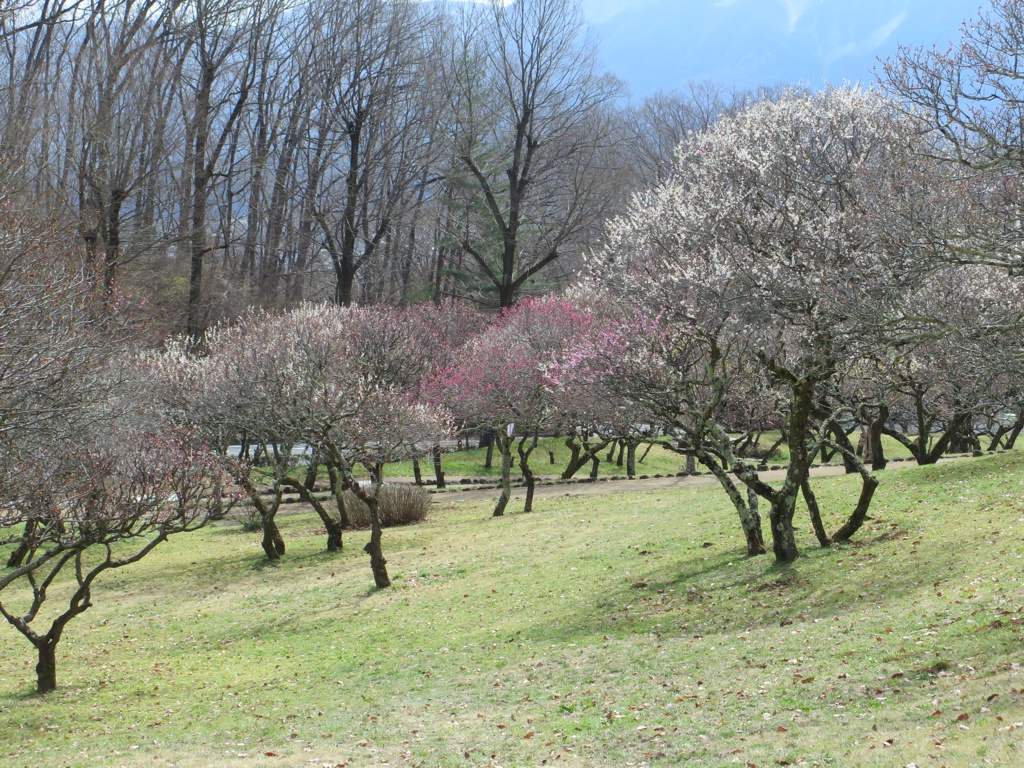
582 0 984 98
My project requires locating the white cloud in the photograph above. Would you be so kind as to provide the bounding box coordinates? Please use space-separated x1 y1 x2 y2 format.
825 10 907 64
780 0 814 32
865 10 907 48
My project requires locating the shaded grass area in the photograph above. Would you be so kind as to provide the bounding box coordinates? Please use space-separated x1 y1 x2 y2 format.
258 432 927 486
1 454 1023 767
378 430 924 479
368 437 695 480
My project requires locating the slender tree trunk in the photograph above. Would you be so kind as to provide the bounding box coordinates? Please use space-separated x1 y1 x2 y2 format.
431 443 445 489
770 379 815 562
239 474 285 560
832 425 859 474
637 440 655 464
304 453 319 491
626 441 637 477
561 437 611 479
832 475 880 542
869 404 888 471
914 391 932 464
1006 419 1024 450
699 450 767 556
261 514 285 560
518 434 537 513
493 434 512 517
281 478 343 552
802 478 831 547
362 496 391 588
326 462 350 529
820 422 882 543
412 457 422 486
561 436 581 479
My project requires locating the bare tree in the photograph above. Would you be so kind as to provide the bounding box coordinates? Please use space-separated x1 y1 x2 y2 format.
440 0 622 308
173 0 272 337
302 0 440 307
881 0 1024 273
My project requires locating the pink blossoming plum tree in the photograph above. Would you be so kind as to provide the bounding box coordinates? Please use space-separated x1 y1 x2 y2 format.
439 296 592 516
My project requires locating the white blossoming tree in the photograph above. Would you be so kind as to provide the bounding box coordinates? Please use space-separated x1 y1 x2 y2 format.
585 87 941 561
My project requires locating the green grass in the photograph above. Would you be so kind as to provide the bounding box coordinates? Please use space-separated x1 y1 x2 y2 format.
260 438 697 484
2 454 1023 767
392 437 695 480
256 432 942 486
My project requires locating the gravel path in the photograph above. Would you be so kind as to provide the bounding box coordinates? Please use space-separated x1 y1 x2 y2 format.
428 463 853 504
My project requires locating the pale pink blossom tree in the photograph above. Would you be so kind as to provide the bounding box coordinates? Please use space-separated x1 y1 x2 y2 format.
149 304 450 586
0 199 227 694
0 425 224 694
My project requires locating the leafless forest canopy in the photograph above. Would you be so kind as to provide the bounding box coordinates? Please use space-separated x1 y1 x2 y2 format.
0 0 774 334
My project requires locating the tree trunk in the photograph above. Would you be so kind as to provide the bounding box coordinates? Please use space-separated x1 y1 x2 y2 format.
518 435 537 513
561 436 611 479
484 438 494 469
304 456 319 491
802 478 831 547
770 379 815 562
832 426 859 474
35 639 57 695
261 514 285 560
637 440 655 464
326 462 350 529
924 412 972 463
281 477 343 552
626 441 637 478
493 435 512 517
560 436 582 479
744 487 766 556
819 423 882 543
699 450 766 557
431 443 445 489
412 457 423 486
832 474 880 542
363 496 391 589
1006 419 1024 450
869 404 888 471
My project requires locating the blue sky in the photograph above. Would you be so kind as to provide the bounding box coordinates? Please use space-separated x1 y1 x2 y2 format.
580 0 984 99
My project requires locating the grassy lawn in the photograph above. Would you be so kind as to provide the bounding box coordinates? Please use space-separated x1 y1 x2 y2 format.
1 454 1023 767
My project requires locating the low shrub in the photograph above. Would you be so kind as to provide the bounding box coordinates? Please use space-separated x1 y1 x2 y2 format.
231 504 264 532
343 484 430 529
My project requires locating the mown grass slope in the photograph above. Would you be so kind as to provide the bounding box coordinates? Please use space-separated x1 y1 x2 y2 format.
1 454 1022 767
